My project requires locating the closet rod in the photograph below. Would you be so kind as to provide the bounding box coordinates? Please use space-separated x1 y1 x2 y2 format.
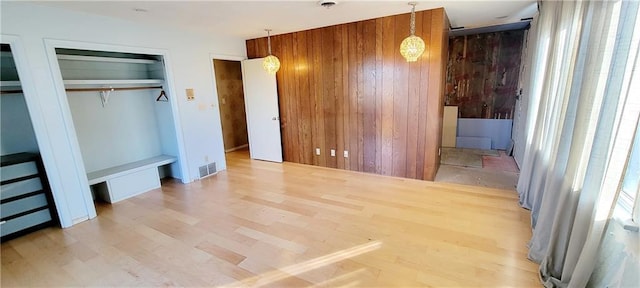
0 90 24 94
65 86 162 92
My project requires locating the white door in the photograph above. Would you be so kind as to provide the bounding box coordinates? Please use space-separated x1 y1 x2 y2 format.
241 58 283 162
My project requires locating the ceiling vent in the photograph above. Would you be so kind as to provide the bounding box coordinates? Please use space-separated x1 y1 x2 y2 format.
319 0 337 8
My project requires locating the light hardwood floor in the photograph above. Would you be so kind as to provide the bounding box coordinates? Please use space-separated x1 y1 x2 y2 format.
1 150 540 287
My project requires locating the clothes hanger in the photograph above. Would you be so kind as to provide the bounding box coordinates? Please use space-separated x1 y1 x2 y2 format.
156 88 168 102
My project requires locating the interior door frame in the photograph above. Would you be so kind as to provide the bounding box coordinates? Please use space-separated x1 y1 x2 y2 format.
209 54 247 171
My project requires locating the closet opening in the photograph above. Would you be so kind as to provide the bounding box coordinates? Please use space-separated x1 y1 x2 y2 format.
435 27 528 190
53 47 183 208
1 43 60 241
212 59 250 160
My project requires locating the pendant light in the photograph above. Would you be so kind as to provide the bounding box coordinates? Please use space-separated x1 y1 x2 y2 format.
400 2 426 62
262 29 280 74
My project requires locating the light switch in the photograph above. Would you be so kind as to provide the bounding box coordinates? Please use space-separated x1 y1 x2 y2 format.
315 148 321 155
330 149 336 157
343 151 349 158
186 88 195 101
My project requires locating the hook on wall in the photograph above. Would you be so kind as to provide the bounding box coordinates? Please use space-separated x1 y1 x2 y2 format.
99 87 114 107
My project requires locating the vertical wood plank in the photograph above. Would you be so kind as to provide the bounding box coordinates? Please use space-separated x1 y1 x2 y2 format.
380 16 395 176
405 11 423 179
347 23 359 171
246 40 257 58
355 21 365 172
312 28 326 167
334 25 345 170
286 34 301 163
307 31 319 166
362 19 377 173
256 37 269 58
289 32 302 163
294 32 313 164
416 10 432 178
392 13 410 177
341 25 351 171
374 18 384 174
322 26 337 168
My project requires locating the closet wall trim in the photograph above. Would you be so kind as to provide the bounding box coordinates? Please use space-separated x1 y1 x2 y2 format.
57 54 158 64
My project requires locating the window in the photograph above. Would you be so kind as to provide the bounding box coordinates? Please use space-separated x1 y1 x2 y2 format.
616 121 640 228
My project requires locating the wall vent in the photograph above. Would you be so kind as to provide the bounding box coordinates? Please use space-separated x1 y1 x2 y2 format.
199 166 208 178
199 162 217 179
207 163 217 174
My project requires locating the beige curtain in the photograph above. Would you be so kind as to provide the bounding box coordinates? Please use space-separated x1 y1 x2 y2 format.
517 0 640 286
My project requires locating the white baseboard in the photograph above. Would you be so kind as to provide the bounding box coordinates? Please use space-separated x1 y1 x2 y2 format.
225 144 248 153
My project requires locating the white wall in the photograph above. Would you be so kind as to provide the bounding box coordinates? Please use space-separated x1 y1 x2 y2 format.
66 91 164 173
457 119 513 150
0 50 39 155
1 2 246 226
512 27 532 168
0 93 40 155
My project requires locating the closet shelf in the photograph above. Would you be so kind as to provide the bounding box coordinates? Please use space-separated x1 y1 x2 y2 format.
63 79 164 86
0 81 22 94
0 81 21 87
57 54 158 64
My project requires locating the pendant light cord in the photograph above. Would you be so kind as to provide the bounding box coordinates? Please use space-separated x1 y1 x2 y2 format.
410 3 416 36
266 29 273 55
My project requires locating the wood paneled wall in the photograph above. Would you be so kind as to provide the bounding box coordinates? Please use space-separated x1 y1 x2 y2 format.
246 8 449 180
446 30 525 118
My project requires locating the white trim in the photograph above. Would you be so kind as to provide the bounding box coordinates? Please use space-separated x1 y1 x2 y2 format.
211 54 246 62
57 54 158 64
63 79 164 86
43 40 97 222
45 40 192 182
160 49 191 183
42 39 193 224
1 34 74 227
514 156 522 170
225 144 249 153
72 216 90 225
209 53 247 171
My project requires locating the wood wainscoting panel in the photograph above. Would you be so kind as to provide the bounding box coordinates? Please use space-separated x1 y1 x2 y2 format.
246 8 449 181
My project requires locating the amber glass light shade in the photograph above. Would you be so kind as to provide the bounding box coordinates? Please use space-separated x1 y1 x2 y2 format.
400 2 426 62
400 35 425 62
263 55 280 74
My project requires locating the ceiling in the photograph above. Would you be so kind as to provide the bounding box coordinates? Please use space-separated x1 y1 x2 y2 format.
34 1 538 39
